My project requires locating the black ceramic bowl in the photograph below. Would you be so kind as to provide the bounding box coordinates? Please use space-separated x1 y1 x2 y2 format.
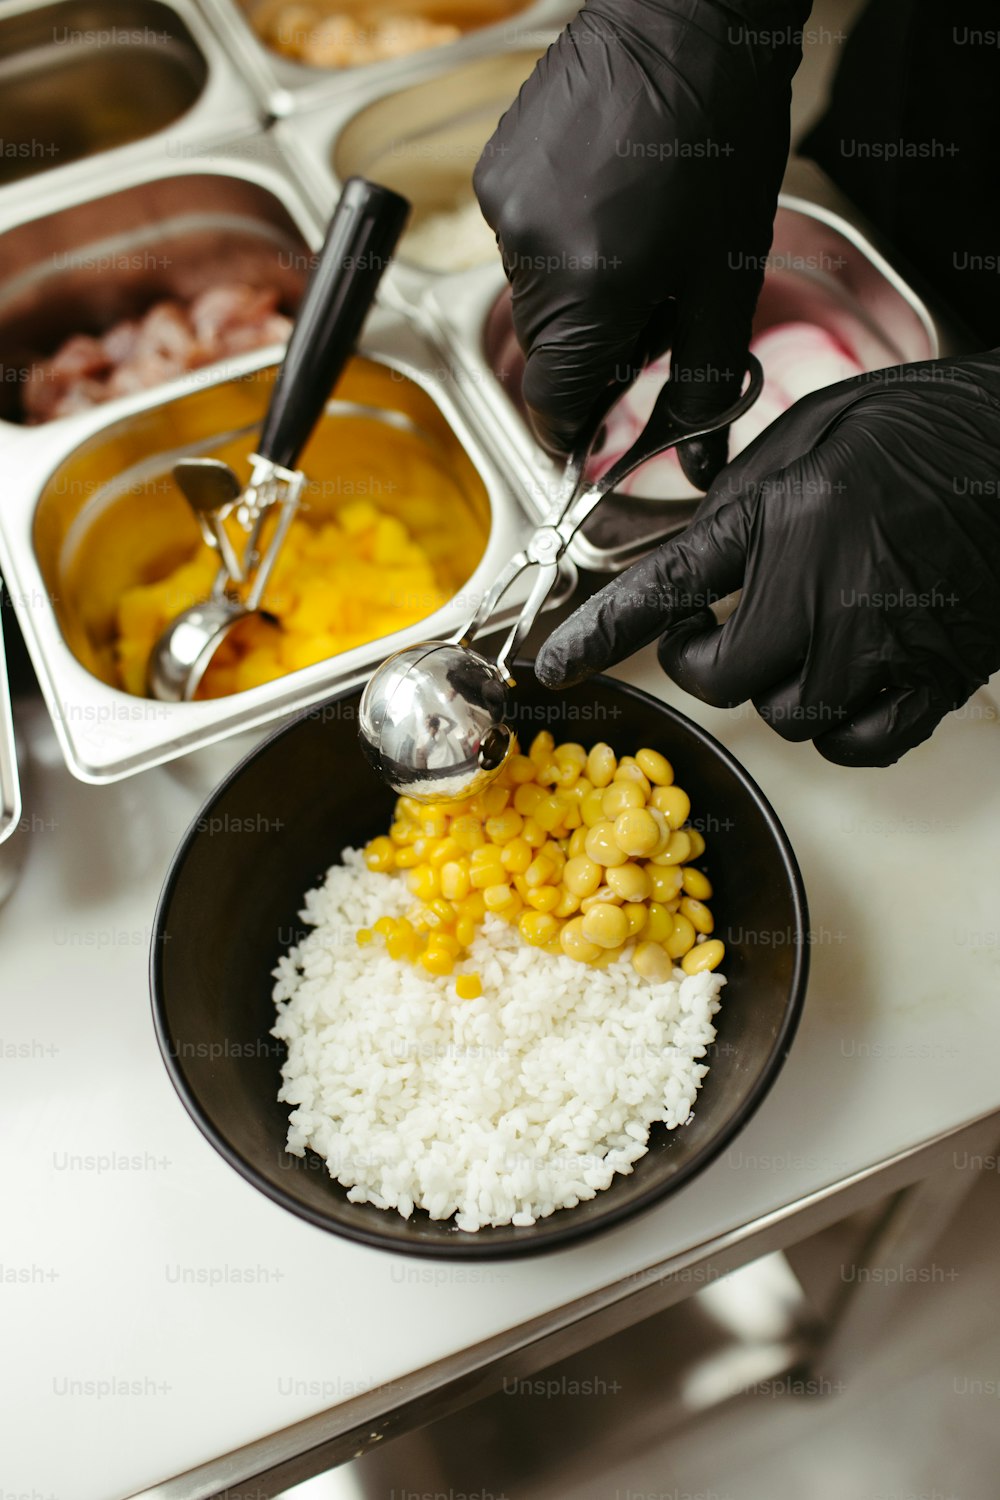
151 669 808 1259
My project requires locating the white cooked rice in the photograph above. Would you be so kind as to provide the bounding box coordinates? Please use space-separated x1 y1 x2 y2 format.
272 849 726 1232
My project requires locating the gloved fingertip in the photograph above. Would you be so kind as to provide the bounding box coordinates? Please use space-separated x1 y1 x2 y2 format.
677 430 730 492
814 684 945 768
534 636 578 690
526 403 578 458
813 733 904 770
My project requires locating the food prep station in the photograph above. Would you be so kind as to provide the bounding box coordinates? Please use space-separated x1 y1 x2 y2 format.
3 1 1000 1496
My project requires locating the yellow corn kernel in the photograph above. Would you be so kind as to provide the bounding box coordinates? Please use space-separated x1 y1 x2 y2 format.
501 837 533 875
681 866 713 900
486 808 523 844
601 781 645 819
524 854 557 888
542 838 566 870
455 973 483 999
605 862 651 902
566 775 593 802
526 886 560 912
408 864 440 902
687 828 706 859
428 931 460 957
506 754 537 784
651 784 691 829
513 783 545 817
532 794 566 833
622 901 649 936
664 913 697 958
585 742 616 788
553 760 583 789
451 815 486 852
373 915 395 937
470 862 505 890
534 758 560 787
513 874 531 901
584 821 629 868
554 889 581 918
455 914 478 947
580 789 607 828
428 837 461 868
613 808 661 858
457 890 486 922
420 810 448 839
559 917 602 963
613 761 651 795
427 897 455 928
440 860 471 902
632 940 673 984
681 938 725 975
393 845 422 869
589 943 625 969
389 820 418 845
554 742 587 771
562 801 582 830
519 910 559 947
681 896 714 934
563 855 603 898
355 928 373 946
363 835 395 872
386 920 419 961
483 882 516 912
579 886 624 913
645 902 675 943
420 945 454 976
521 818 546 848
648 864 684 903
480 784 510 817
396 795 422 819
529 730 555 765
567 827 589 859
647 807 672 857
636 748 674 786
651 829 692 866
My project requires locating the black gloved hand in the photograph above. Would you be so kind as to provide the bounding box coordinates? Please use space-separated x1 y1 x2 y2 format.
535 352 1000 767
473 0 807 486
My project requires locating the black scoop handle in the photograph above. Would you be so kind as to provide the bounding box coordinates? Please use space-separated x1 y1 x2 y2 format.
257 177 410 471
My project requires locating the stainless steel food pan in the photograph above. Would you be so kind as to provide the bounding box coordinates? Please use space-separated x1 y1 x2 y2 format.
196 0 565 118
0 144 322 427
421 193 942 572
0 303 573 783
0 0 261 212
271 36 550 306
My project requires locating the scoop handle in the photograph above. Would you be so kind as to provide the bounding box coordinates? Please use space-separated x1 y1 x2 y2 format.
257 177 410 471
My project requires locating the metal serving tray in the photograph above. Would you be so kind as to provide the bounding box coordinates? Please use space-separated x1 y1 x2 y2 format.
420 193 943 571
0 290 573 783
0 0 262 214
196 0 565 118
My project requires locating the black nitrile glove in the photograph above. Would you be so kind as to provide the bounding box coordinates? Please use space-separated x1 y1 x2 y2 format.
473 0 808 486
535 353 1000 768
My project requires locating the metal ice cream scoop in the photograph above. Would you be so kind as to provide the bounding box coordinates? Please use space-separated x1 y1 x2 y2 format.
147 176 410 703
358 355 764 800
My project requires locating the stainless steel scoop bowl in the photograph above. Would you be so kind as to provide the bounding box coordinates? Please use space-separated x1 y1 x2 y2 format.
359 355 764 800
